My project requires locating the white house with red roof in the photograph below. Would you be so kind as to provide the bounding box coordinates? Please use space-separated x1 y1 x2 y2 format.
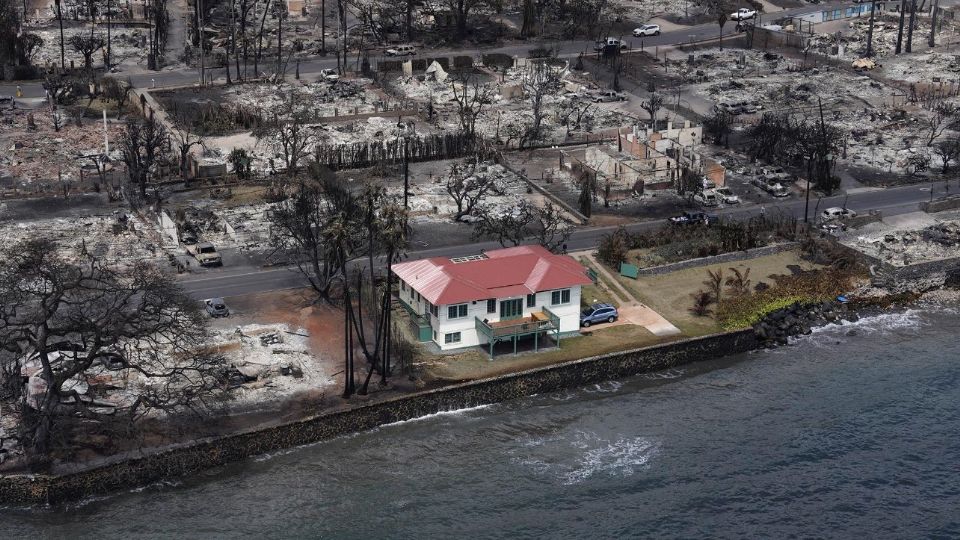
392 245 593 354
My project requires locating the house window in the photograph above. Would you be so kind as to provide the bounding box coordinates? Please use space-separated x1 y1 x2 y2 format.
526 293 536 308
430 303 439 317
551 289 571 305
416 291 421 302
400 281 406 292
447 304 468 319
487 299 496 313
444 332 462 344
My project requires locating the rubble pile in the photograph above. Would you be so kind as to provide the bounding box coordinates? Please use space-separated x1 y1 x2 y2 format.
0 213 162 267
807 17 949 61
225 78 378 118
0 107 124 192
27 25 149 68
398 161 529 221
212 323 330 406
687 49 888 111
879 51 960 84
844 218 960 266
609 0 703 18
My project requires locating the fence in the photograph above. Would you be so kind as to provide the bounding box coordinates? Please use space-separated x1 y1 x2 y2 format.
311 132 490 170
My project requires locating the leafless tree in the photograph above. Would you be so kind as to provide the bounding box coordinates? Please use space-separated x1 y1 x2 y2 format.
473 200 572 251
101 76 134 118
167 103 206 180
446 161 493 221
253 91 316 176
924 101 957 146
119 116 167 197
935 138 960 173
523 61 563 141
451 75 495 136
558 99 594 136
69 33 106 70
703 0 732 50
0 238 224 458
641 92 664 131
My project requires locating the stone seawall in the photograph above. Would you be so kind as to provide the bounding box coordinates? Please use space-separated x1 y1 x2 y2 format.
0 330 757 506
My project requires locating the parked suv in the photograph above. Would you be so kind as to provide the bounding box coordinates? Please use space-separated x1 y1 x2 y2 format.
386 45 416 56
821 207 857 221
670 210 720 225
580 303 618 327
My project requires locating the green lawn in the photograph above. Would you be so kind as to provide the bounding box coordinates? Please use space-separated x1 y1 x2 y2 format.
613 250 820 337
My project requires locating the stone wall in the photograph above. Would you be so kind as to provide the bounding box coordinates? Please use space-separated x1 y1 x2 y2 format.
0 330 757 505
635 243 800 276
920 195 960 214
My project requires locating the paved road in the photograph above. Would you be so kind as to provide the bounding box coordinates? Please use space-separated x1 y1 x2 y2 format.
0 0 853 99
179 180 954 300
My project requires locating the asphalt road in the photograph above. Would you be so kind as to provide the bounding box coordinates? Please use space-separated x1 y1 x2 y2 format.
0 0 853 99
178 180 954 300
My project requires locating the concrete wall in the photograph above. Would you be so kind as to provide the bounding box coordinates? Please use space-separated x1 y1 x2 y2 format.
920 195 960 213
0 329 757 506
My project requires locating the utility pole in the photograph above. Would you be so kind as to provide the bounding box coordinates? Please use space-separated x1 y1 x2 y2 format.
321 0 326 54
106 0 112 69
896 0 907 53
197 0 205 85
866 0 876 57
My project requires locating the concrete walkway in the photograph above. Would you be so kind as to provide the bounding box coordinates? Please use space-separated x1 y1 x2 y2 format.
578 251 682 337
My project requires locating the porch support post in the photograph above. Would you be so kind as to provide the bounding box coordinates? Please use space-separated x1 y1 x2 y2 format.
534 330 539 352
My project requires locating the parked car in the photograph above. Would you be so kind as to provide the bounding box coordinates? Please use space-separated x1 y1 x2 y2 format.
204 298 230 318
821 207 857 221
714 186 741 204
694 190 720 207
580 303 618 327
594 90 627 103
318 68 339 81
187 241 223 266
670 210 720 225
594 37 628 51
731 7 757 20
633 24 661 37
385 44 416 56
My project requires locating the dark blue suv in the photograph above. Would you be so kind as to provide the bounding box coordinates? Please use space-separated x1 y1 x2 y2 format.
580 303 618 327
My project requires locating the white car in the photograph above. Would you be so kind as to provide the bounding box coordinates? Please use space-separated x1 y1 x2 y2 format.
694 190 720 207
821 207 857 221
633 24 661 37
731 7 757 20
385 44 416 56
319 68 339 81
714 186 741 204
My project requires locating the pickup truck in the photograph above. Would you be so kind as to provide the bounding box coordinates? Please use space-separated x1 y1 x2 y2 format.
186 241 223 267
731 7 757 20
594 90 627 103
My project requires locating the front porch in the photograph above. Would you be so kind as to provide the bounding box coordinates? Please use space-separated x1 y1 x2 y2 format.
475 308 562 357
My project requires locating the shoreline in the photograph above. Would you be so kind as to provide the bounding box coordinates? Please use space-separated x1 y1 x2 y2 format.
0 329 757 506
0 288 949 506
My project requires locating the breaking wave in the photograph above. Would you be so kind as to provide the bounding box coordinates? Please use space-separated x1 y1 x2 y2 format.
513 430 659 485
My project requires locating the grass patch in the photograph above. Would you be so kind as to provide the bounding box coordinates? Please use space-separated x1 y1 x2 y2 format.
612 250 820 337
577 257 622 303
419 324 670 383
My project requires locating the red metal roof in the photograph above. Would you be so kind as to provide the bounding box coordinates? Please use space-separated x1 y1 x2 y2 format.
392 245 592 305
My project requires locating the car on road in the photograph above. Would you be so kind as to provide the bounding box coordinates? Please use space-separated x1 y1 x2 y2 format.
187 241 223 267
714 186 741 204
594 37 629 51
204 298 230 318
670 210 720 225
580 303 618 327
633 24 661 37
593 90 627 103
821 207 857 221
385 44 416 56
731 7 757 20
318 68 339 81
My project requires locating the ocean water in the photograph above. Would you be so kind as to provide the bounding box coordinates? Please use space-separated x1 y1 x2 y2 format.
2 308 960 539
